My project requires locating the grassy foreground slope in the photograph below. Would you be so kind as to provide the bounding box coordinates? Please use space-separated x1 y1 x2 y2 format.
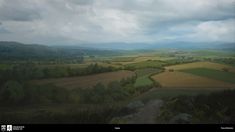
156 89 235 124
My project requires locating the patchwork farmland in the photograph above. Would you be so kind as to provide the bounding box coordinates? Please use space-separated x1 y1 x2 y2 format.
151 61 235 89
32 70 135 89
1 42 235 124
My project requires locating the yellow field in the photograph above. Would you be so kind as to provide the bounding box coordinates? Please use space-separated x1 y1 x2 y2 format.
165 61 235 73
151 71 235 89
32 70 135 89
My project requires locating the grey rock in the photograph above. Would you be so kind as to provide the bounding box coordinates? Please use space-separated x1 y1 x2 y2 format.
126 101 144 110
169 113 192 124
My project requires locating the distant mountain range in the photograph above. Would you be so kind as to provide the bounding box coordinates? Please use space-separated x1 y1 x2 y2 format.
79 41 235 50
0 41 234 60
148 42 235 51
0 41 122 60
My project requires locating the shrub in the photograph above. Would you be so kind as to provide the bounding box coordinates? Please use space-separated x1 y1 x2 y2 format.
0 80 25 104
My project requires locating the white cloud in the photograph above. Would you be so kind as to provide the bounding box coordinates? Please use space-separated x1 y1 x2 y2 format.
191 19 235 42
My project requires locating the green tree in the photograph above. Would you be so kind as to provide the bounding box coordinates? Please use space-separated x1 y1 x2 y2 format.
0 81 25 103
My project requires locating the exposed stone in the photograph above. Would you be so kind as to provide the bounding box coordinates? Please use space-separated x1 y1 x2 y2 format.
169 113 192 124
126 101 144 110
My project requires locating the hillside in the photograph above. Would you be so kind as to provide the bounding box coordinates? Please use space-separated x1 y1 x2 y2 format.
0 41 60 60
0 41 122 60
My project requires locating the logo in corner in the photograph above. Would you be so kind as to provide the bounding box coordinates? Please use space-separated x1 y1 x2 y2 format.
1 125 6 132
6 125 12 132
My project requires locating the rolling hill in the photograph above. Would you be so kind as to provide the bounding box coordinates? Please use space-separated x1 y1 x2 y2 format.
0 41 122 60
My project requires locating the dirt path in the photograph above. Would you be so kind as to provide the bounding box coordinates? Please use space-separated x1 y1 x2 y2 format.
127 99 163 124
128 99 163 124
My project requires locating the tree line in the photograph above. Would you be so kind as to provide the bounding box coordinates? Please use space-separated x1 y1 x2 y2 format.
0 63 118 84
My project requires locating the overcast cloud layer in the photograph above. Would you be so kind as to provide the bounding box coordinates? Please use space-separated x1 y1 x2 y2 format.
0 0 235 47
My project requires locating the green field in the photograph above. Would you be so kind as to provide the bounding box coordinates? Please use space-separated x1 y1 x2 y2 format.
111 57 137 62
135 68 161 76
125 60 166 69
134 75 153 87
191 50 234 57
134 68 161 87
181 68 235 84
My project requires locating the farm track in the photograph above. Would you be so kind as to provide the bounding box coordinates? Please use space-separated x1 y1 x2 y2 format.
113 99 163 124
128 99 163 124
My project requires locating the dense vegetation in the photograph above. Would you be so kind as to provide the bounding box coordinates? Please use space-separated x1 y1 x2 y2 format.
0 61 156 123
213 58 235 66
156 90 235 124
0 74 157 123
124 58 197 70
0 63 118 85
125 60 166 70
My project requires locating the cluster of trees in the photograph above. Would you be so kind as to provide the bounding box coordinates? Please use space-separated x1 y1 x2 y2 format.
213 58 235 66
0 63 117 84
123 58 198 71
0 74 155 106
0 62 158 123
157 90 235 124
0 61 157 106
1 77 234 123
0 80 127 123
74 82 129 104
163 58 198 66
0 81 69 105
123 61 165 71
76 76 158 104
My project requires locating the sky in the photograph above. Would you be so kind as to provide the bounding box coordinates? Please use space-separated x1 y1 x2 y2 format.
0 0 235 48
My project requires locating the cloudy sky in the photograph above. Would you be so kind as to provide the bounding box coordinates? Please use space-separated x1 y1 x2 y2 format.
0 0 235 47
